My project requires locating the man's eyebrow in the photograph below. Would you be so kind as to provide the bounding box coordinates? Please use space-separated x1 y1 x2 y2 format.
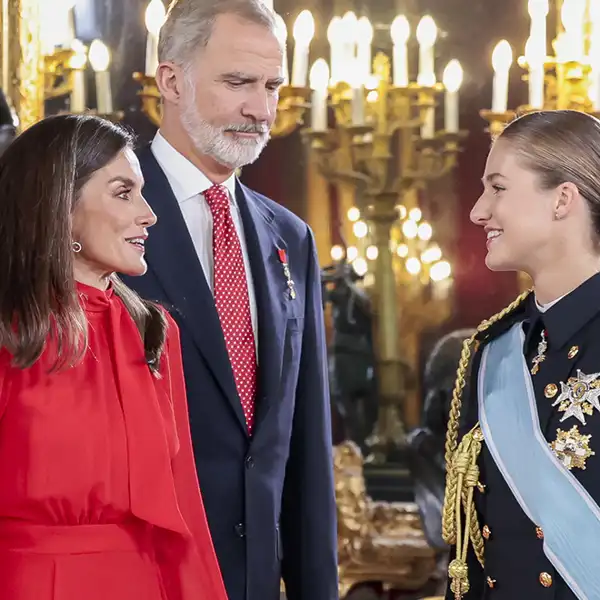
220 72 285 86
220 72 257 81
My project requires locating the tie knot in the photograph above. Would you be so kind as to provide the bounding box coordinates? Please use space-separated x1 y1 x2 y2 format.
204 184 230 215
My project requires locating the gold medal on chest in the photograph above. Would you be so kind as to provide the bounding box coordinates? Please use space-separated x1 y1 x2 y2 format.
552 370 600 425
549 425 595 471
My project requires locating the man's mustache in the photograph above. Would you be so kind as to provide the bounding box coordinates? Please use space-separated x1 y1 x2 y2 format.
224 123 269 135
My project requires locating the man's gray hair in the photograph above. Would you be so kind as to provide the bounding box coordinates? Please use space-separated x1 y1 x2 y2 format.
159 0 278 67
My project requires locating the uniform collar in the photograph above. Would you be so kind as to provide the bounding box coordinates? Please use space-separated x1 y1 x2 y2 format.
150 131 237 204
533 272 600 349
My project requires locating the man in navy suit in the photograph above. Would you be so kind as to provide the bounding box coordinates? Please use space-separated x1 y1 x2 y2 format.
121 1 338 599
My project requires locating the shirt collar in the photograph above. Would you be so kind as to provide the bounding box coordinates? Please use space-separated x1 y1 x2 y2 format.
150 131 237 204
533 272 600 349
535 294 565 313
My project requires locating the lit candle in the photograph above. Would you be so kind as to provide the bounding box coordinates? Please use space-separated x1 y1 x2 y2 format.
340 11 358 84
417 16 437 138
560 0 586 63
309 59 329 131
416 16 437 87
526 0 548 109
291 10 315 87
491 40 512 112
89 39 113 114
274 14 289 85
356 17 373 84
442 59 463 133
390 15 410 87
327 17 343 85
527 0 548 56
145 0 166 77
69 40 87 113
524 37 544 109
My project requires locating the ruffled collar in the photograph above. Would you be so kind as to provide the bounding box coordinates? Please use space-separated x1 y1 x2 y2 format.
76 281 115 313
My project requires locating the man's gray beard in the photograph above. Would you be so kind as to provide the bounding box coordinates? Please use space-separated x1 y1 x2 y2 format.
180 99 270 170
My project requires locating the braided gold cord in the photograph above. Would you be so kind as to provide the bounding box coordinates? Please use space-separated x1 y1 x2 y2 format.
442 290 531 599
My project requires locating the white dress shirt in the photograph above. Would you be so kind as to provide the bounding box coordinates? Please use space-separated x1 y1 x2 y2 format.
151 132 258 349
535 295 565 313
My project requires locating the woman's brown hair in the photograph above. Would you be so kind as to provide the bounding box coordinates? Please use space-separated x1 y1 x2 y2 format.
496 109 600 239
0 114 166 373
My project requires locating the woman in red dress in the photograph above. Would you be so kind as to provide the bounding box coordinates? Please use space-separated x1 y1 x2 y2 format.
0 114 228 600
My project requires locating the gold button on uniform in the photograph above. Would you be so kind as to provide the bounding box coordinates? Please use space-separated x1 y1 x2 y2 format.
486 576 496 588
477 481 486 494
568 346 579 359
544 384 558 399
539 572 553 587
536 526 544 540
482 525 491 540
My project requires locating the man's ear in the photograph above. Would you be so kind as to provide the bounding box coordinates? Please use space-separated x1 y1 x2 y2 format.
155 62 185 105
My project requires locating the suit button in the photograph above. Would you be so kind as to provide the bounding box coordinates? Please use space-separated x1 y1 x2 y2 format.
245 455 255 469
234 523 245 538
486 576 496 588
536 526 544 540
539 572 553 587
482 525 491 540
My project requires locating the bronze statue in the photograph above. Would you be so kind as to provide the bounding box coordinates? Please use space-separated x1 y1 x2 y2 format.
322 262 377 450
407 328 475 550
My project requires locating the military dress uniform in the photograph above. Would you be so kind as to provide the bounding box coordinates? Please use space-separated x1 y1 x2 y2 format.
445 273 600 599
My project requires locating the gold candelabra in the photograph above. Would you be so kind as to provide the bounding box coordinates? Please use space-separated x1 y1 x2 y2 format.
482 0 600 289
482 0 600 133
305 51 465 459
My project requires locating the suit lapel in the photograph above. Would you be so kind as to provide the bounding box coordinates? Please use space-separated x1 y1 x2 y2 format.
236 182 287 431
138 146 247 434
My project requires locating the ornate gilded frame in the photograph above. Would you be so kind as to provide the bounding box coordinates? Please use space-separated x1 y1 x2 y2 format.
1 0 44 130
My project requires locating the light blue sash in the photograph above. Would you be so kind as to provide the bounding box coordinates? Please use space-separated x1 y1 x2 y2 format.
479 322 600 600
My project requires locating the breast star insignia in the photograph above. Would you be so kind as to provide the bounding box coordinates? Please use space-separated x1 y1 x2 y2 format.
549 425 594 471
552 370 600 425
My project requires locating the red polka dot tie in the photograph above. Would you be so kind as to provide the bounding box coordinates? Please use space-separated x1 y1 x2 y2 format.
204 184 257 434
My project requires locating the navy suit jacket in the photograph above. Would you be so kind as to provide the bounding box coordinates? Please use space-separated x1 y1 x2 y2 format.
122 146 338 600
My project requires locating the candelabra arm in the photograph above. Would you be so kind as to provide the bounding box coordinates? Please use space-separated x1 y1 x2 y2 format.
133 72 162 127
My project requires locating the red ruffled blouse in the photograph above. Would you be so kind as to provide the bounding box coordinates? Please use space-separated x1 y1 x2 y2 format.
0 282 227 600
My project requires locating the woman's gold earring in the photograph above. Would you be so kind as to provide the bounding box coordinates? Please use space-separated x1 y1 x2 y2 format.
72 241 82 253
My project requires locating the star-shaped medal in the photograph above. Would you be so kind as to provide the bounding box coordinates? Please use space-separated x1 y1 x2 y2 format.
549 425 595 471
552 370 600 425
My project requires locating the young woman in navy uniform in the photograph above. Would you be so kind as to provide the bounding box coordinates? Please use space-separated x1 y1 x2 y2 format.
443 110 600 600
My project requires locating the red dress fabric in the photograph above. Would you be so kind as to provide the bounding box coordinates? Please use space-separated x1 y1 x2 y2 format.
0 282 228 600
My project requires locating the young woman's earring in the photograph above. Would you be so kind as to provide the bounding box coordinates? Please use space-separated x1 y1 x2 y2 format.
72 241 82 253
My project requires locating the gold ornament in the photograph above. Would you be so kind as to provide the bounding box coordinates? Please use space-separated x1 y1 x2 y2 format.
549 425 594 471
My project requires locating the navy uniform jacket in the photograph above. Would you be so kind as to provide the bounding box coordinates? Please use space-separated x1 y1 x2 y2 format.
446 273 600 599
122 146 339 600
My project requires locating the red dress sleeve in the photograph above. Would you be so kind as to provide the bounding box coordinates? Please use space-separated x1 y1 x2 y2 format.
153 314 228 600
